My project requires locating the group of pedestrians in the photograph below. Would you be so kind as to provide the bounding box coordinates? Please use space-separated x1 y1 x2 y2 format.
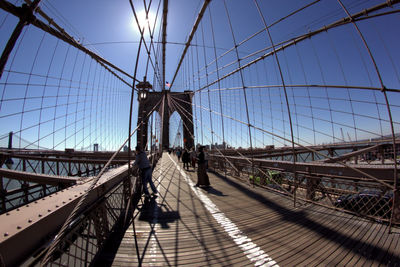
175 146 210 188
180 148 197 171
136 145 212 199
175 148 196 168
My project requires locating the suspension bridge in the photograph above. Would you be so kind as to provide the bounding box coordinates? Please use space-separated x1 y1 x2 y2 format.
0 0 399 266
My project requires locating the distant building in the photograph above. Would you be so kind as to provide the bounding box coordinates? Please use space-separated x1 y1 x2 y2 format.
211 142 227 150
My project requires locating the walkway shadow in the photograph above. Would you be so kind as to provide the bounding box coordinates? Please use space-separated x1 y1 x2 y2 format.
203 186 227 197
138 196 180 229
93 196 181 266
92 211 134 266
210 170 400 265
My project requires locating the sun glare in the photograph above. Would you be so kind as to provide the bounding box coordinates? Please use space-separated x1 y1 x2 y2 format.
132 10 156 33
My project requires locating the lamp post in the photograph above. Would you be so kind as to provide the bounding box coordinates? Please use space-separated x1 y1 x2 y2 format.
136 76 152 101
138 90 147 101
136 77 152 149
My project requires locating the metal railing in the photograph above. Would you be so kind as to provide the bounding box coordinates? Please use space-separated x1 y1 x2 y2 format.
209 148 398 225
0 152 160 266
0 150 130 215
25 176 141 266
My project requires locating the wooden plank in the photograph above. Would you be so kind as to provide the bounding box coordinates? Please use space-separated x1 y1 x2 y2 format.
321 217 374 265
281 212 364 265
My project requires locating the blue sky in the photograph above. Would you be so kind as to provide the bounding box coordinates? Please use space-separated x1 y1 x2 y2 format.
0 0 399 150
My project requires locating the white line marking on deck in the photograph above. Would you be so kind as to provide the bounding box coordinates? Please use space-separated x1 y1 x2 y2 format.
148 157 163 266
168 154 279 267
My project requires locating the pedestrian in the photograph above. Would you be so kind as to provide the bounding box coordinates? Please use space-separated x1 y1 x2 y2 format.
176 149 182 162
196 146 210 188
204 147 209 169
134 146 157 198
182 149 190 170
190 148 196 169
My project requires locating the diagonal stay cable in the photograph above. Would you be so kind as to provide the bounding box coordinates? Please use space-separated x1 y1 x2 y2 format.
336 0 399 233
254 0 298 203
169 0 211 90
170 94 296 197
172 95 396 190
168 95 241 176
169 95 241 174
0 0 136 88
40 95 163 266
23 0 136 84
199 0 322 74
195 0 400 93
129 0 163 88
40 124 141 265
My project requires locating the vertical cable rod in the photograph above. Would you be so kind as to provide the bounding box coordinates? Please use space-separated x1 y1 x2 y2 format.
208 5 226 152
200 21 214 148
336 0 398 232
254 0 297 201
223 0 255 184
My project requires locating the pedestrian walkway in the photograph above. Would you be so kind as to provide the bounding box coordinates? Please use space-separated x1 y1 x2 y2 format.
108 153 400 266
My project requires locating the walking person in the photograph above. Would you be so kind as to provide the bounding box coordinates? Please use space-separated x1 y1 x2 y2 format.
196 146 210 188
176 149 182 162
182 149 190 170
204 147 209 170
134 146 157 198
190 148 196 169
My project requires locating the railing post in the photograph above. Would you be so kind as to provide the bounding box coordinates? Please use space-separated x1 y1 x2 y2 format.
306 176 316 201
354 147 358 164
56 157 60 175
0 174 5 213
41 156 45 174
379 146 385 164
41 155 46 197
86 163 90 177
393 190 400 224
68 161 71 176
7 132 13 149
22 182 28 204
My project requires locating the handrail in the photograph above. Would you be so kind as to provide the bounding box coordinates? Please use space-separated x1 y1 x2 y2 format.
0 162 136 266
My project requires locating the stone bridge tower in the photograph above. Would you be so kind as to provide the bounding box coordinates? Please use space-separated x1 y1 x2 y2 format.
137 89 194 151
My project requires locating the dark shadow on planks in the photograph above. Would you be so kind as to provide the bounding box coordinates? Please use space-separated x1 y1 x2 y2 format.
209 170 400 265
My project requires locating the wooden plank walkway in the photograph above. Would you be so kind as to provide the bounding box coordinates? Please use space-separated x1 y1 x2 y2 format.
105 153 400 266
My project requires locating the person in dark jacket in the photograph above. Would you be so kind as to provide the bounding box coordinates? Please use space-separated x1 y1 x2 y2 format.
176 149 182 162
196 146 210 188
182 149 190 170
134 146 157 198
190 148 196 169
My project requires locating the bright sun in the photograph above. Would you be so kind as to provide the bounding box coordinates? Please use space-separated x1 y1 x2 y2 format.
132 10 156 33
